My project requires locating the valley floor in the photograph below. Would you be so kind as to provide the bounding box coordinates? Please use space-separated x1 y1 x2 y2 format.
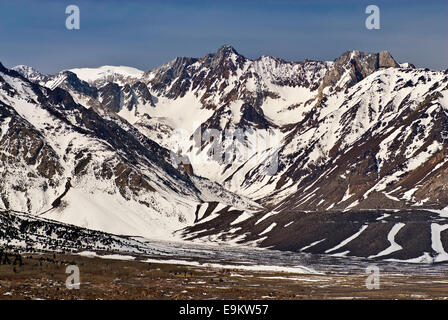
1 253 448 300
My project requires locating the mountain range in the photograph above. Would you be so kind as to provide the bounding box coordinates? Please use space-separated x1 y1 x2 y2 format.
2 45 448 262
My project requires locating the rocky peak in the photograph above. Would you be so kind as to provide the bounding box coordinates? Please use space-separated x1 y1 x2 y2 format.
216 45 240 57
337 50 399 72
12 64 47 82
145 46 247 100
319 50 400 92
122 81 155 110
206 45 245 68
378 50 400 68
145 56 197 94
166 57 198 78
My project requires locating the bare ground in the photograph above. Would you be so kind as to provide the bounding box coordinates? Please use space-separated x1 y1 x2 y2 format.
0 253 448 300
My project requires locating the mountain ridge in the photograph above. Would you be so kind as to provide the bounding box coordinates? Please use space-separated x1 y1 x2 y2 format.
3 45 448 261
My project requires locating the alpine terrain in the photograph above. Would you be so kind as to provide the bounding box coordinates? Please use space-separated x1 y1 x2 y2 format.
2 45 448 262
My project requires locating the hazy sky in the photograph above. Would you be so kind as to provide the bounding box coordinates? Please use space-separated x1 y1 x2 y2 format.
1 0 447 74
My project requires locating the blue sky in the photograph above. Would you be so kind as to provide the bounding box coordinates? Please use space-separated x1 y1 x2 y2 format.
0 0 447 73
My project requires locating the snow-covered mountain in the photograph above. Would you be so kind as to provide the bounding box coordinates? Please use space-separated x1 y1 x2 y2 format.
69 65 144 86
6 45 448 260
0 62 258 240
12 65 47 83
31 46 447 209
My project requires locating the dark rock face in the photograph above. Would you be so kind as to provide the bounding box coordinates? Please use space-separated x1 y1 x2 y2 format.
319 50 400 92
131 81 154 106
239 103 272 130
147 57 198 97
378 50 400 68
59 71 98 98
122 81 155 111
0 100 63 181
98 82 122 112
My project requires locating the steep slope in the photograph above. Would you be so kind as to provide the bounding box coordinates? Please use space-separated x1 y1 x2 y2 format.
22 47 448 212
0 62 258 240
258 67 448 211
174 50 448 261
137 46 333 187
136 47 448 211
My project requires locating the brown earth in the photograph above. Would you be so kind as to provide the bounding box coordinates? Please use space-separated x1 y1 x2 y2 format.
1 253 447 300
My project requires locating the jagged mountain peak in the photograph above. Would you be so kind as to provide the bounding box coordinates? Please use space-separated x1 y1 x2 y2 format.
319 49 401 93
12 64 43 75
336 49 399 68
151 56 198 78
203 45 246 69
215 44 240 57
146 45 241 79
12 64 47 82
59 69 83 80
378 50 400 68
